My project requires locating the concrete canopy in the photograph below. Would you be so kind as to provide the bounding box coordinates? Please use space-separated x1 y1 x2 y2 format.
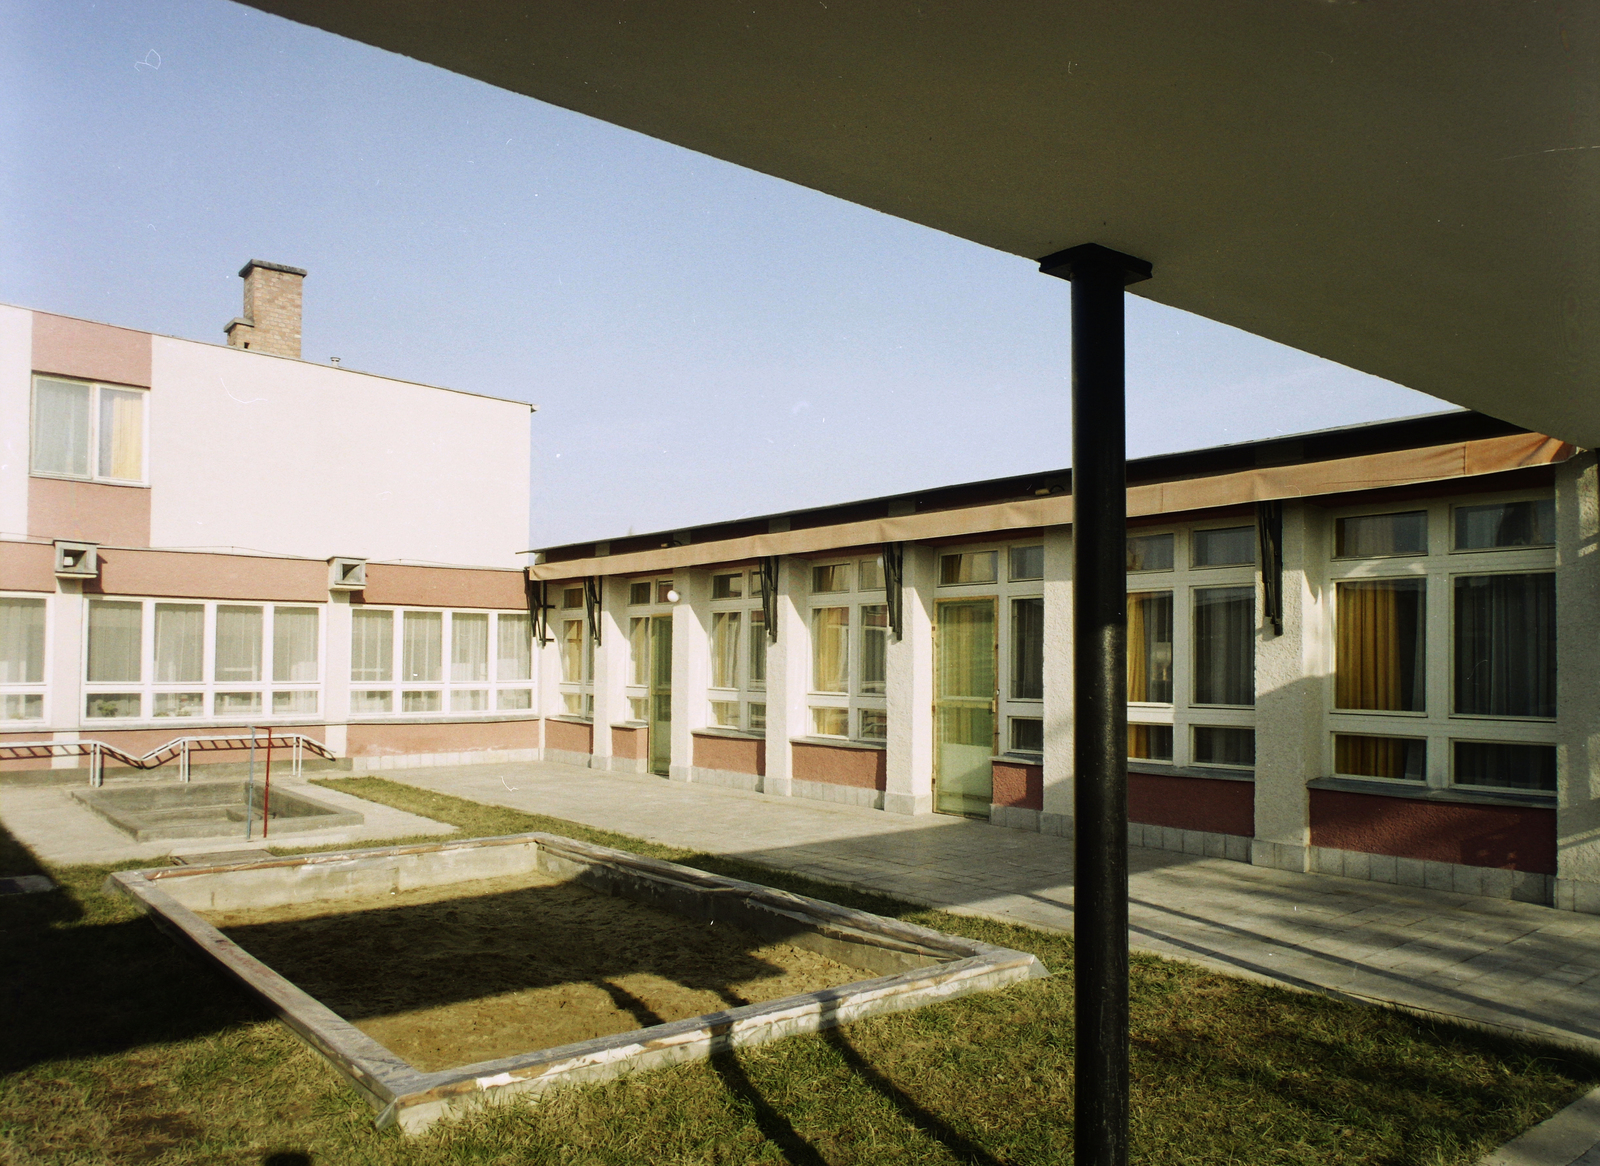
245 2 1598 445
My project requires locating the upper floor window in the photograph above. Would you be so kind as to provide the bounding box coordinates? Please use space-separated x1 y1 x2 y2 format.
31 376 146 484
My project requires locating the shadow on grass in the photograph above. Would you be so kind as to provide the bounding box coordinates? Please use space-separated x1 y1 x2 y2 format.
709 1050 829 1166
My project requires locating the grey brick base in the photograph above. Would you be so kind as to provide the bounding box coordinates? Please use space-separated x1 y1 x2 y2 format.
1131 822 1251 862
1310 845 1553 905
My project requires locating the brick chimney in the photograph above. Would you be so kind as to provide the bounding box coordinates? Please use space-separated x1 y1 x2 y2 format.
224 260 306 357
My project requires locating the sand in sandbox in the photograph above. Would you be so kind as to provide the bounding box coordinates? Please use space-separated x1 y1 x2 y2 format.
203 869 871 1071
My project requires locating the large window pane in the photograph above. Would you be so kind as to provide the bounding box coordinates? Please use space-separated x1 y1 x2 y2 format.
1193 586 1254 706
273 607 319 682
862 605 888 695
859 557 886 589
350 609 393 682
939 551 997 585
98 387 144 480
1011 597 1043 700
497 613 532 681
710 611 740 689
812 564 851 593
1128 591 1173 703
1337 511 1427 557
1335 580 1426 711
1009 546 1044 581
153 603 204 683
811 607 849 693
451 612 488 683
629 617 650 685
215 606 263 683
1193 726 1255 767
402 611 443 683
1129 723 1173 761
748 609 767 688
0 598 46 684
1454 741 1556 791
1454 573 1556 718
1126 534 1174 572
31 377 90 477
560 619 585 684
1454 500 1555 550
87 600 142 683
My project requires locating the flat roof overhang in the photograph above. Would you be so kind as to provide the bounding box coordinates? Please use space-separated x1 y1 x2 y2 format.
243 2 1598 447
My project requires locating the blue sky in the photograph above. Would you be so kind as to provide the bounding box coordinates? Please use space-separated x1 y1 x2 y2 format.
1 0 1446 548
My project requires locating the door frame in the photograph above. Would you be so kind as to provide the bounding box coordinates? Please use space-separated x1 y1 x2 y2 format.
932 596 999 817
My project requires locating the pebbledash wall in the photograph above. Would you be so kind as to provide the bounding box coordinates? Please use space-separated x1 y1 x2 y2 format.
0 265 542 778
526 413 1600 914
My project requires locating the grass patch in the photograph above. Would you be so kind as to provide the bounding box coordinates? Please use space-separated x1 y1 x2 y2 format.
0 777 1594 1165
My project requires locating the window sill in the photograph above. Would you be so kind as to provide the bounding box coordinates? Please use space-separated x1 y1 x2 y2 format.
791 736 886 752
610 721 648 730
1307 775 1555 809
30 472 150 489
693 726 764 741
349 712 541 725
1129 762 1254 783
994 752 1043 765
548 714 593 725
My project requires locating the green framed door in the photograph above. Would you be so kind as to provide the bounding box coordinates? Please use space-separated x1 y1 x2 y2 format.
649 614 673 776
934 598 997 817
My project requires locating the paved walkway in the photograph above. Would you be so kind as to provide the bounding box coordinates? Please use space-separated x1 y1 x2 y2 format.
383 759 1600 1056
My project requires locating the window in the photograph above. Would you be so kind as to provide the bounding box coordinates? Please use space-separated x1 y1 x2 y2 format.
940 551 998 585
1453 500 1555 551
710 611 741 689
1193 586 1254 706
629 581 653 606
1328 495 1557 794
1009 545 1044 582
31 376 146 483
1337 511 1427 558
809 560 892 742
561 587 584 610
1192 526 1255 568
1127 534 1174 573
86 600 326 721
712 573 743 600
704 571 767 733
0 598 46 721
1011 717 1044 754
1194 725 1255 767
350 608 532 718
624 580 674 730
1124 525 1254 769
1011 597 1043 700
1335 580 1425 711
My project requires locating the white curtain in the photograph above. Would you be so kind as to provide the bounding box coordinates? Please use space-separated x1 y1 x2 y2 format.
273 607 319 682
403 611 443 682
32 378 90 477
452 613 489 682
215 606 263 683
0 598 45 684
711 611 740 689
98 387 144 480
561 619 585 683
748 610 767 687
350 609 393 682
154 604 204 683
861 604 888 695
87 601 142 683
497 614 532 681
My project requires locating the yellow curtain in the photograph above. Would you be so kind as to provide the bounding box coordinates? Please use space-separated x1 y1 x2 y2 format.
1128 593 1149 702
1336 583 1402 710
812 607 849 692
102 389 144 480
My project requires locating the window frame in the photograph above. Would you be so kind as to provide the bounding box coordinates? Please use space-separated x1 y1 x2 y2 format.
0 594 49 723
806 554 890 743
30 375 150 486
1324 491 1558 794
705 567 767 735
348 606 534 720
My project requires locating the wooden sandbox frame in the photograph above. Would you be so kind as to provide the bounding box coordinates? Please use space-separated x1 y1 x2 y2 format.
109 833 1047 1133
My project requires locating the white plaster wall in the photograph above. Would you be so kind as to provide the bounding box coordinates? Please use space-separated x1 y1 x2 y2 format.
1556 452 1600 897
147 337 530 567
0 305 33 539
590 576 629 767
669 570 711 781
1252 503 1328 872
1041 525 1074 834
884 544 935 816
762 556 811 798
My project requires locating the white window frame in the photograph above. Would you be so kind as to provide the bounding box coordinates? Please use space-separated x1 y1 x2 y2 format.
706 568 767 735
623 578 675 725
1124 523 1258 770
1324 490 1558 794
935 541 1046 759
0 593 50 723
81 598 324 724
806 555 889 743
349 606 535 719
30 375 150 485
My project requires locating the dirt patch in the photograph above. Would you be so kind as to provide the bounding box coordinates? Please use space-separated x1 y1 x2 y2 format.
204 870 871 1072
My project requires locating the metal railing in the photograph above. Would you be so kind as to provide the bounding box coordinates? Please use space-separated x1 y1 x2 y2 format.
0 732 336 787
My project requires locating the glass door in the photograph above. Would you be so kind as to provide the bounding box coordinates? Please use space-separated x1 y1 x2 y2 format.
649 614 673 776
935 599 997 816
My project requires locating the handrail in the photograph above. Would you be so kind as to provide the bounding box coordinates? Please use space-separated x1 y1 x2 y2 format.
0 732 336 787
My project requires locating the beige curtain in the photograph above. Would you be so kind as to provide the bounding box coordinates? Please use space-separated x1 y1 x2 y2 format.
811 607 849 692
99 388 144 480
561 619 585 683
711 611 740 688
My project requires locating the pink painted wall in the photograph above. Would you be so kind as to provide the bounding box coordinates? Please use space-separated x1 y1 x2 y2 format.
347 719 537 758
1129 772 1254 837
612 725 646 760
1311 788 1555 874
0 541 55 592
84 548 326 602
693 732 765 776
360 563 527 610
992 761 1043 810
792 741 885 789
29 478 151 547
32 312 151 387
544 718 593 755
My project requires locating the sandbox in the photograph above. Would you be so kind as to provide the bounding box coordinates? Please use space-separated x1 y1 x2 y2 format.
109 833 1046 1132
74 781 362 842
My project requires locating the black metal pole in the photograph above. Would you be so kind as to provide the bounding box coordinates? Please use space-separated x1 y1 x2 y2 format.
1038 243 1151 1166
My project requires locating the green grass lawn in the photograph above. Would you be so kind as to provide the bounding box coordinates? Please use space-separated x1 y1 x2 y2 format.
1 776 1595 1165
